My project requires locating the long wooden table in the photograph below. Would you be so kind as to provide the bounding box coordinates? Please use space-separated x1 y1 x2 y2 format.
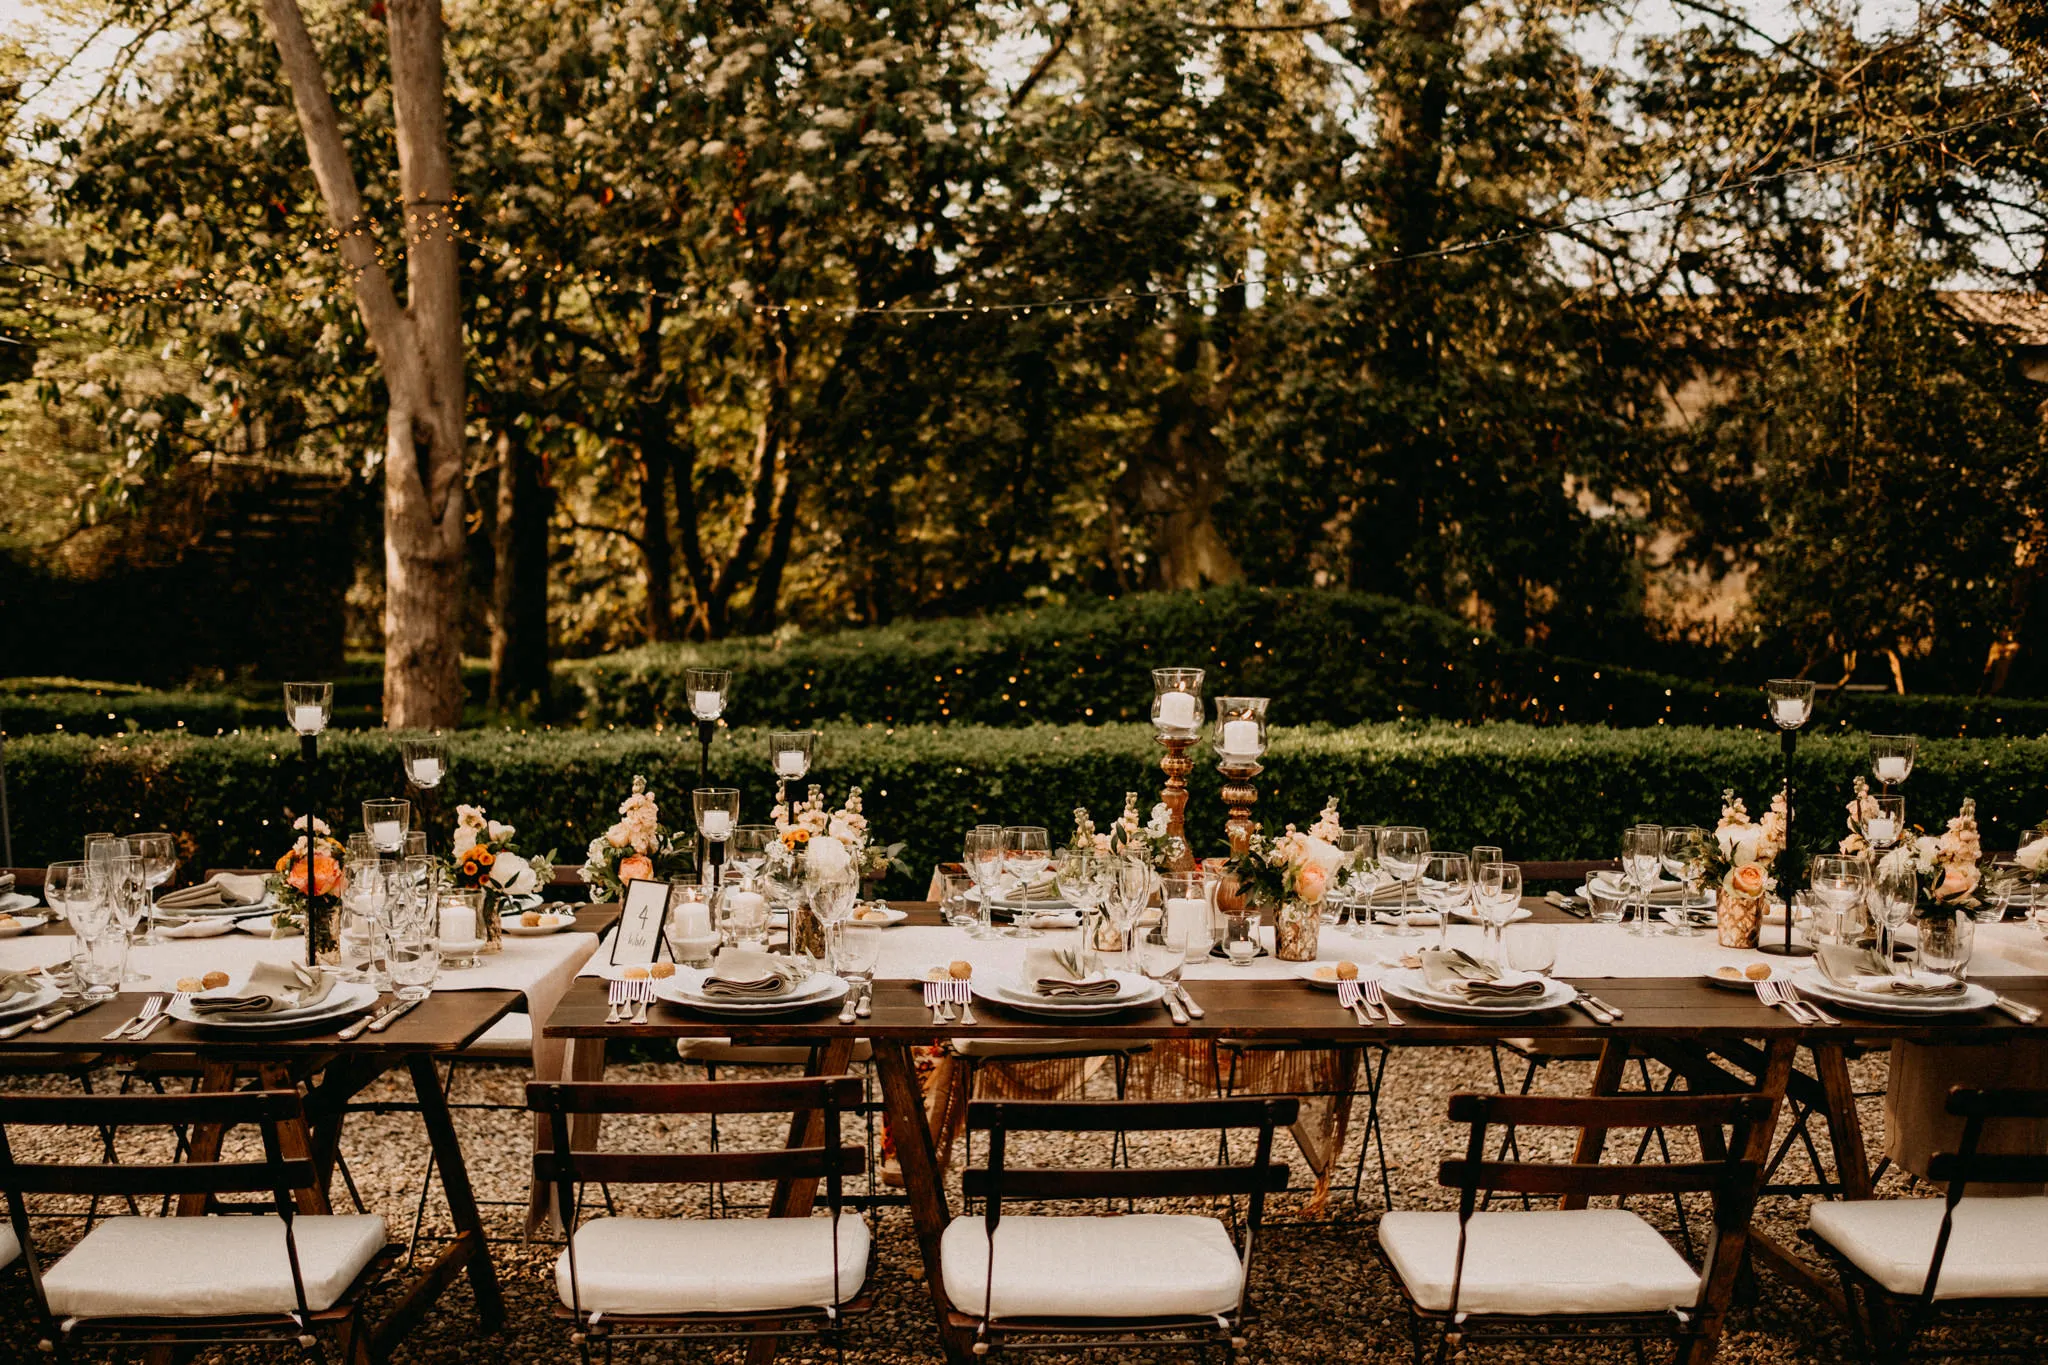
544 900 2048 1365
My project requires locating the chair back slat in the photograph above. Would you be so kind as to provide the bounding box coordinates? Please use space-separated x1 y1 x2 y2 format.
1440 1158 1755 1201
537 1145 866 1187
963 1164 1289 1203
1945 1087 2048 1120
0 1089 305 1129
1926 1150 2048 1187
1446 1091 1773 1131
528 1075 863 1117
5 1159 318 1197
965 1096 1299 1134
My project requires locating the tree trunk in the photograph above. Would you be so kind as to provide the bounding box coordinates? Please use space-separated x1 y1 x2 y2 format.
630 295 676 642
489 427 551 707
261 0 466 728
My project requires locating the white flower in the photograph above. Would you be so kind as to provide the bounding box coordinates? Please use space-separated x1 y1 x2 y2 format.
1295 834 1345 877
1718 824 1762 866
2018 837 2048 873
586 837 609 867
453 826 479 856
456 804 487 830
1146 804 1171 838
490 852 537 896
486 820 515 842
806 834 852 880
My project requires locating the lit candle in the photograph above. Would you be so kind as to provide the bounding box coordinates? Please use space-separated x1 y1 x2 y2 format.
408 758 445 786
1157 691 1198 730
372 820 402 850
1167 896 1208 959
692 689 722 719
1220 718 1261 756
722 890 766 923
1876 756 1907 782
775 749 806 779
440 906 477 946
1866 817 1897 847
701 810 733 841
675 902 713 939
1772 697 1806 727
292 704 324 734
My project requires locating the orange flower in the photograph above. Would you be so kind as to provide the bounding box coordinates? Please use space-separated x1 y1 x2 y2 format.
461 858 481 881
286 853 343 897
473 848 496 869
619 854 654 883
1725 863 1767 898
784 829 811 848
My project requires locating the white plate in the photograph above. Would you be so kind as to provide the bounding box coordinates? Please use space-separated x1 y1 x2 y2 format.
843 906 910 927
1291 960 1384 990
1796 969 1996 1016
236 917 301 938
501 913 576 936
655 972 847 1014
0 892 40 916
170 982 380 1031
0 982 63 1022
965 887 1079 912
1380 968 1577 1017
187 974 368 1022
1582 880 1715 911
1447 906 1534 925
0 912 51 938
976 970 1162 1016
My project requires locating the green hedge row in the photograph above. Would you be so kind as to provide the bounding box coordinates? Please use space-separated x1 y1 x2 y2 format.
8 722 2044 896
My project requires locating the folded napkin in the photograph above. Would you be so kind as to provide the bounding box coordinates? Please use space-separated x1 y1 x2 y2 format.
700 973 798 1000
158 917 236 940
1589 872 1693 904
0 969 43 1007
998 875 1061 902
699 955 807 999
1420 948 1549 1000
188 962 337 1016
1034 976 1123 999
158 874 268 911
1815 944 1967 997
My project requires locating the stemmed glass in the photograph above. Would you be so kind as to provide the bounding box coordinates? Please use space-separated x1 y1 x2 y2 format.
1854 795 1906 853
1623 824 1666 936
1325 829 1362 927
402 736 449 790
1106 856 1153 972
339 856 390 988
1662 826 1706 936
836 921 882 1003
1809 855 1865 955
693 788 741 888
1420 852 1471 947
769 730 816 808
105 854 150 984
66 871 120 1001
1348 826 1383 932
1056 849 1108 929
129 832 176 943
85 834 130 868
43 861 86 923
1871 859 1917 972
1475 861 1522 966
1379 826 1429 936
806 865 858 970
730 825 776 886
1002 826 1052 938
1870 735 1917 794
962 827 1006 941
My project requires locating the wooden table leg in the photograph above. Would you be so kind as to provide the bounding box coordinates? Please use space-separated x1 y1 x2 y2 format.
1811 1043 1873 1199
372 1054 505 1355
766 1037 858 1219
176 1059 242 1216
1562 1038 1630 1209
877 1040 973 1365
1682 1035 1799 1365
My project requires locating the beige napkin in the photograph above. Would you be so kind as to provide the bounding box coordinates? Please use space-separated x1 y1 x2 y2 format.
158 917 235 940
158 874 268 911
1421 948 1549 1000
1035 977 1121 999
1815 944 1966 997
700 957 806 999
1589 872 1693 904
0 970 42 1007
997 875 1062 904
189 962 337 1016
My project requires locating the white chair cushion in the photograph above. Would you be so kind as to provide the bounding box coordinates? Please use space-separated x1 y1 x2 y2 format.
940 1214 1243 1319
556 1215 870 1315
951 1038 1144 1060
675 1038 873 1065
459 1013 533 1059
0 1221 16 1268
1378 1209 1699 1316
42 1214 387 1318
1809 1196 2048 1299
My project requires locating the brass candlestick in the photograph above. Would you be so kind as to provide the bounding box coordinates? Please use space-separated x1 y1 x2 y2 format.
1157 733 1199 871
1219 758 1262 856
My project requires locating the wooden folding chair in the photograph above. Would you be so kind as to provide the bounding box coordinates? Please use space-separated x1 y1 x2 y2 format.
0 1088 393 1363
1377 1091 1771 1364
948 1095 1299 1360
1808 1086 2048 1362
529 1074 872 1362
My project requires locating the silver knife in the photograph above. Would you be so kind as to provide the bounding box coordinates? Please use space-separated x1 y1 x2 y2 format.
367 997 424 1033
0 999 82 1040
1584 993 1624 1020
337 999 404 1040
1573 993 1615 1024
1164 989 1189 1026
37 997 106 1031
1175 984 1205 1019
1994 995 2043 1024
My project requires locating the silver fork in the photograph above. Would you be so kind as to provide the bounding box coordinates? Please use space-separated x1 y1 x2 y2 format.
1778 980 1839 1026
1756 979 1811 1025
1336 981 1373 1025
605 980 629 1024
135 994 187 1039
104 994 164 1041
921 981 947 1026
632 982 652 1025
1361 979 1404 1026
952 981 977 1026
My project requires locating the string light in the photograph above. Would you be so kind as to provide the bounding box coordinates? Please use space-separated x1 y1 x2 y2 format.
3 100 2038 324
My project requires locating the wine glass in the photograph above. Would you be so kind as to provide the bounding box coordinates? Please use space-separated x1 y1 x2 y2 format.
730 825 776 885
1002 826 1052 938
339 856 390 988
1379 826 1429 937
1623 825 1666 936
1871 858 1917 972
836 921 882 1002
1471 845 1504 869
1325 829 1362 927
1056 849 1107 922
106 854 149 983
1475 861 1522 965
1854 795 1906 853
129 832 176 944
85 834 130 867
962 827 1005 941
402 736 449 790
1662 826 1706 936
1869 734 1917 793
1420 852 1471 947
1106 856 1153 972
43 861 86 923
1809 854 1864 948
1140 923 1187 996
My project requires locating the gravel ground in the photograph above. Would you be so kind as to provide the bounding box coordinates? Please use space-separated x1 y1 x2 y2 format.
0 1044 1984 1364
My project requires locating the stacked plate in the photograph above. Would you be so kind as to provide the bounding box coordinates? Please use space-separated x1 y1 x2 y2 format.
0 912 51 939
654 968 849 1016
970 969 1163 1017
1582 871 1714 913
1795 967 1995 1017
0 891 41 916
1378 967 1576 1018
168 981 380 1032
0 979 64 1023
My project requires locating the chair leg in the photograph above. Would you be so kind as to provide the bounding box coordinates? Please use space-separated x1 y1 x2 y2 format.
1347 1045 1394 1210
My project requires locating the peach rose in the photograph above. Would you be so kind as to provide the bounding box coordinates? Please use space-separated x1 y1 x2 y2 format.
1725 862 1767 898
1935 864 1979 902
1294 863 1330 903
618 854 654 883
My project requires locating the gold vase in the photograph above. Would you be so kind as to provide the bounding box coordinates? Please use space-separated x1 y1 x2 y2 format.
1718 891 1763 949
1274 900 1320 962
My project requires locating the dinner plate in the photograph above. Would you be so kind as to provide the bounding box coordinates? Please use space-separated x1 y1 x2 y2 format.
170 982 380 1031
973 975 1165 1017
1582 879 1715 911
236 916 301 938
1796 969 1996 1016
654 971 847 1014
188 975 372 1022
0 912 51 939
1291 960 1382 990
0 982 64 1022
501 912 576 936
1379 968 1577 1017
1447 906 1534 926
842 906 910 927
0 891 40 916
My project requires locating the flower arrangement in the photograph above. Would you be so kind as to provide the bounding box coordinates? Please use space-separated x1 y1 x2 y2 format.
1691 788 1787 902
769 784 907 885
1221 798 1347 909
451 804 556 907
1875 798 1983 919
579 775 689 900
1068 792 1182 871
267 814 344 945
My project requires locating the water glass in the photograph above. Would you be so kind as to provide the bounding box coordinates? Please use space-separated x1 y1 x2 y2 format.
1223 909 1262 967
1504 923 1559 976
69 927 126 1000
1916 914 1975 979
835 921 882 997
388 932 441 1001
1140 924 1187 990
939 872 978 929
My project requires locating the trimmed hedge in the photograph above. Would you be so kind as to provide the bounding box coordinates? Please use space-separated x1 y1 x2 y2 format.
8 722 2045 897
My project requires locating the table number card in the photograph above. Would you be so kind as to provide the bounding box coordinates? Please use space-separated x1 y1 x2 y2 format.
608 879 673 970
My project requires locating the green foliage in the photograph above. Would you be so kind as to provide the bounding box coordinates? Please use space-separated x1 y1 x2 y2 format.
8 722 2043 897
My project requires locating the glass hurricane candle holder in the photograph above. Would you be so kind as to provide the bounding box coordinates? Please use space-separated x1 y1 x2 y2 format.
363 799 412 855
1213 696 1270 763
284 682 332 737
769 730 816 782
685 668 731 722
402 735 449 790
1151 668 1205 738
693 788 741 843
1870 734 1917 790
1765 678 1816 730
